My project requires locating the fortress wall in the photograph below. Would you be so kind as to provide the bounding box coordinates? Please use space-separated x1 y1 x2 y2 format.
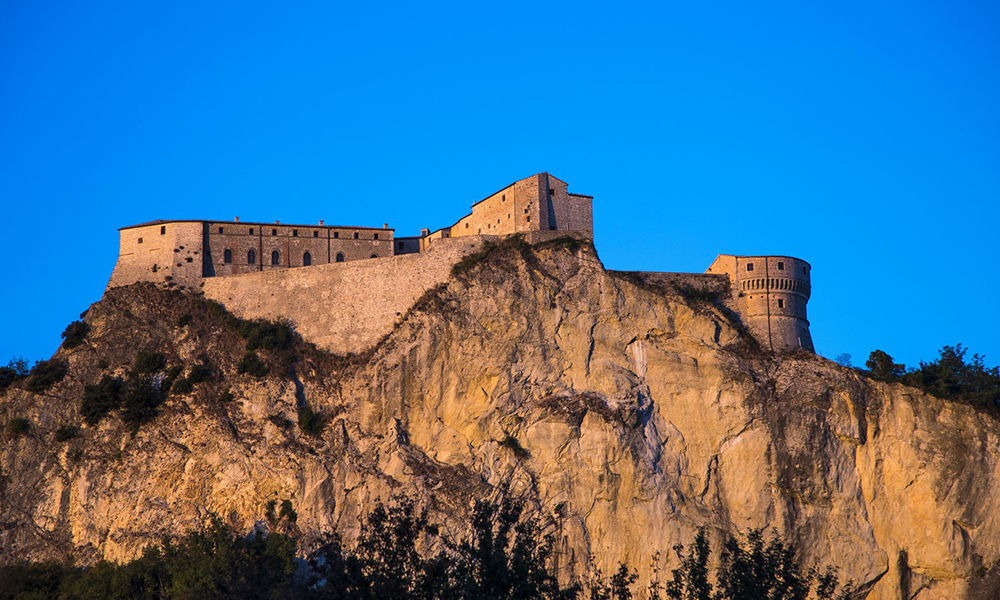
205 222 394 277
618 272 731 294
453 175 542 237
201 236 491 356
107 222 204 290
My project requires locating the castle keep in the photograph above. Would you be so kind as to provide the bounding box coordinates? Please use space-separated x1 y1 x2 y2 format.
107 172 813 353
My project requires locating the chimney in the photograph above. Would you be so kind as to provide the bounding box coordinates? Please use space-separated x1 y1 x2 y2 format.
235 216 240 222
420 228 430 237
383 223 388 229
274 221 279 224
319 220 325 225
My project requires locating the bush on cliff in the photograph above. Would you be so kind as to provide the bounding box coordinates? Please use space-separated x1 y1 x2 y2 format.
81 375 123 426
60 320 90 349
0 357 30 393
25 359 68 393
6 417 30 437
237 352 269 378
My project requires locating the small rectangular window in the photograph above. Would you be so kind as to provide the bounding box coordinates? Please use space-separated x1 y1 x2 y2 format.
374 233 379 240
777 261 784 270
747 263 754 271
249 228 254 235
293 229 298 237
272 229 277 236
803 266 808 275
313 231 319 237
502 194 506 202
218 227 224 234
160 226 166 235
354 232 359 239
777 299 785 308
334 232 339 239
138 237 143 244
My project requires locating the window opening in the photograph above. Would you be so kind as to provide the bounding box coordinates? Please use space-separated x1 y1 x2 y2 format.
370 254 378 258
778 299 785 308
248 249 256 265
374 233 379 240
272 229 277 236
218 227 224 234
313 231 318 238
271 251 280 265
160 226 166 235
777 261 784 270
138 238 143 244
293 229 298 237
250 228 254 235
353 232 359 239
334 232 339 239
224 249 232 263
746 263 754 271
335 253 345 263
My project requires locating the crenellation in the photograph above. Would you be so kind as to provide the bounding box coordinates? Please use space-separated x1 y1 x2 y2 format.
105 171 814 354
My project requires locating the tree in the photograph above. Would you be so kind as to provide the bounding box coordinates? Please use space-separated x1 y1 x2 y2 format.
865 350 905 382
833 353 852 368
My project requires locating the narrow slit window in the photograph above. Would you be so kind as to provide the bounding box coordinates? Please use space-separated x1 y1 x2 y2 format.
374 233 379 240
249 228 254 235
293 229 298 237
160 226 166 235
334 232 339 239
138 238 143 244
777 299 785 308
218 227 224 234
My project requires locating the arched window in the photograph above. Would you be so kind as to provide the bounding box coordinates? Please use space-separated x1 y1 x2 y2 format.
370 254 378 259
335 253 345 263
271 250 280 265
303 252 312 266
224 249 233 264
248 249 256 265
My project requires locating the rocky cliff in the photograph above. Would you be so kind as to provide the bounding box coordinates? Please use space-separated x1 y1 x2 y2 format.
2 239 998 599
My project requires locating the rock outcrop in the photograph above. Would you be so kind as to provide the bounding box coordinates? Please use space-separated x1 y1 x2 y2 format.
1 239 998 599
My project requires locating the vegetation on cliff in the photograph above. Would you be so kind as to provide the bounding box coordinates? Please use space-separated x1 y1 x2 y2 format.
0 497 853 600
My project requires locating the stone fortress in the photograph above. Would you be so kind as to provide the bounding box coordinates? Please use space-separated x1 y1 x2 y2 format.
107 172 813 354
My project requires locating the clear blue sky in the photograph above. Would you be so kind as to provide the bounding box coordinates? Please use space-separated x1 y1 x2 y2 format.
2 1 998 369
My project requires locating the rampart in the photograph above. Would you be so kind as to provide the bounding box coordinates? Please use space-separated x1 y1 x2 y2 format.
201 236 493 355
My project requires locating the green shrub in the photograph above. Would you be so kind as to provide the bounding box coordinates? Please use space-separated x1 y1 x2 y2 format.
297 403 325 436
61 320 90 349
237 352 269 378
235 319 295 351
26 359 68 393
132 350 166 375
6 417 30 437
55 425 78 442
176 313 193 328
171 377 193 395
120 374 164 429
81 375 123 425
187 362 213 383
218 389 235 403
0 356 30 393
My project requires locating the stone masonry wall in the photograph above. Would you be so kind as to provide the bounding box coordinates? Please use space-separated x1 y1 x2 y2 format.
201 236 490 355
705 254 814 352
107 222 204 290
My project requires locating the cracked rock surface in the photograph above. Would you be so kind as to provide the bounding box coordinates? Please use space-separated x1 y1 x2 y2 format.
2 241 998 599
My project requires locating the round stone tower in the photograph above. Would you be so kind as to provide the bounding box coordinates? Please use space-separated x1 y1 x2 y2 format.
706 254 813 352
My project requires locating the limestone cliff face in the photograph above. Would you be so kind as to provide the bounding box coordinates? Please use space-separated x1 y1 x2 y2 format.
2 240 998 599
